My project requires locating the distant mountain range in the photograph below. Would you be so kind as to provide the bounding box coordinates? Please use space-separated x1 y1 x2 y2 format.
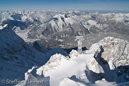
1 10 129 49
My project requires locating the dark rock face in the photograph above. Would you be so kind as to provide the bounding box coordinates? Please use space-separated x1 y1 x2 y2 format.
33 41 48 52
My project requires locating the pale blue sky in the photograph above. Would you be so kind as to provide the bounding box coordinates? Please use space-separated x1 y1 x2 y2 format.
0 0 129 11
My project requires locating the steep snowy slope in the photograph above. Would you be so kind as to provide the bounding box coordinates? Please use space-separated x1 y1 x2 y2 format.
0 24 68 86
0 24 45 85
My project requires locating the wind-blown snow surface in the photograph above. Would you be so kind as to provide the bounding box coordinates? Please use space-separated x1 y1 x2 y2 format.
16 50 116 86
15 37 129 86
0 24 68 86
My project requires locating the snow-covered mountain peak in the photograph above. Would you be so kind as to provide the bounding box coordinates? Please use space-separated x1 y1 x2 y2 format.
49 14 67 31
53 14 66 19
37 54 68 77
17 45 117 86
69 50 79 58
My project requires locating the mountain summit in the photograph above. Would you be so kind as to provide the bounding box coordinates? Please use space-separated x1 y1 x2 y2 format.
16 37 129 86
